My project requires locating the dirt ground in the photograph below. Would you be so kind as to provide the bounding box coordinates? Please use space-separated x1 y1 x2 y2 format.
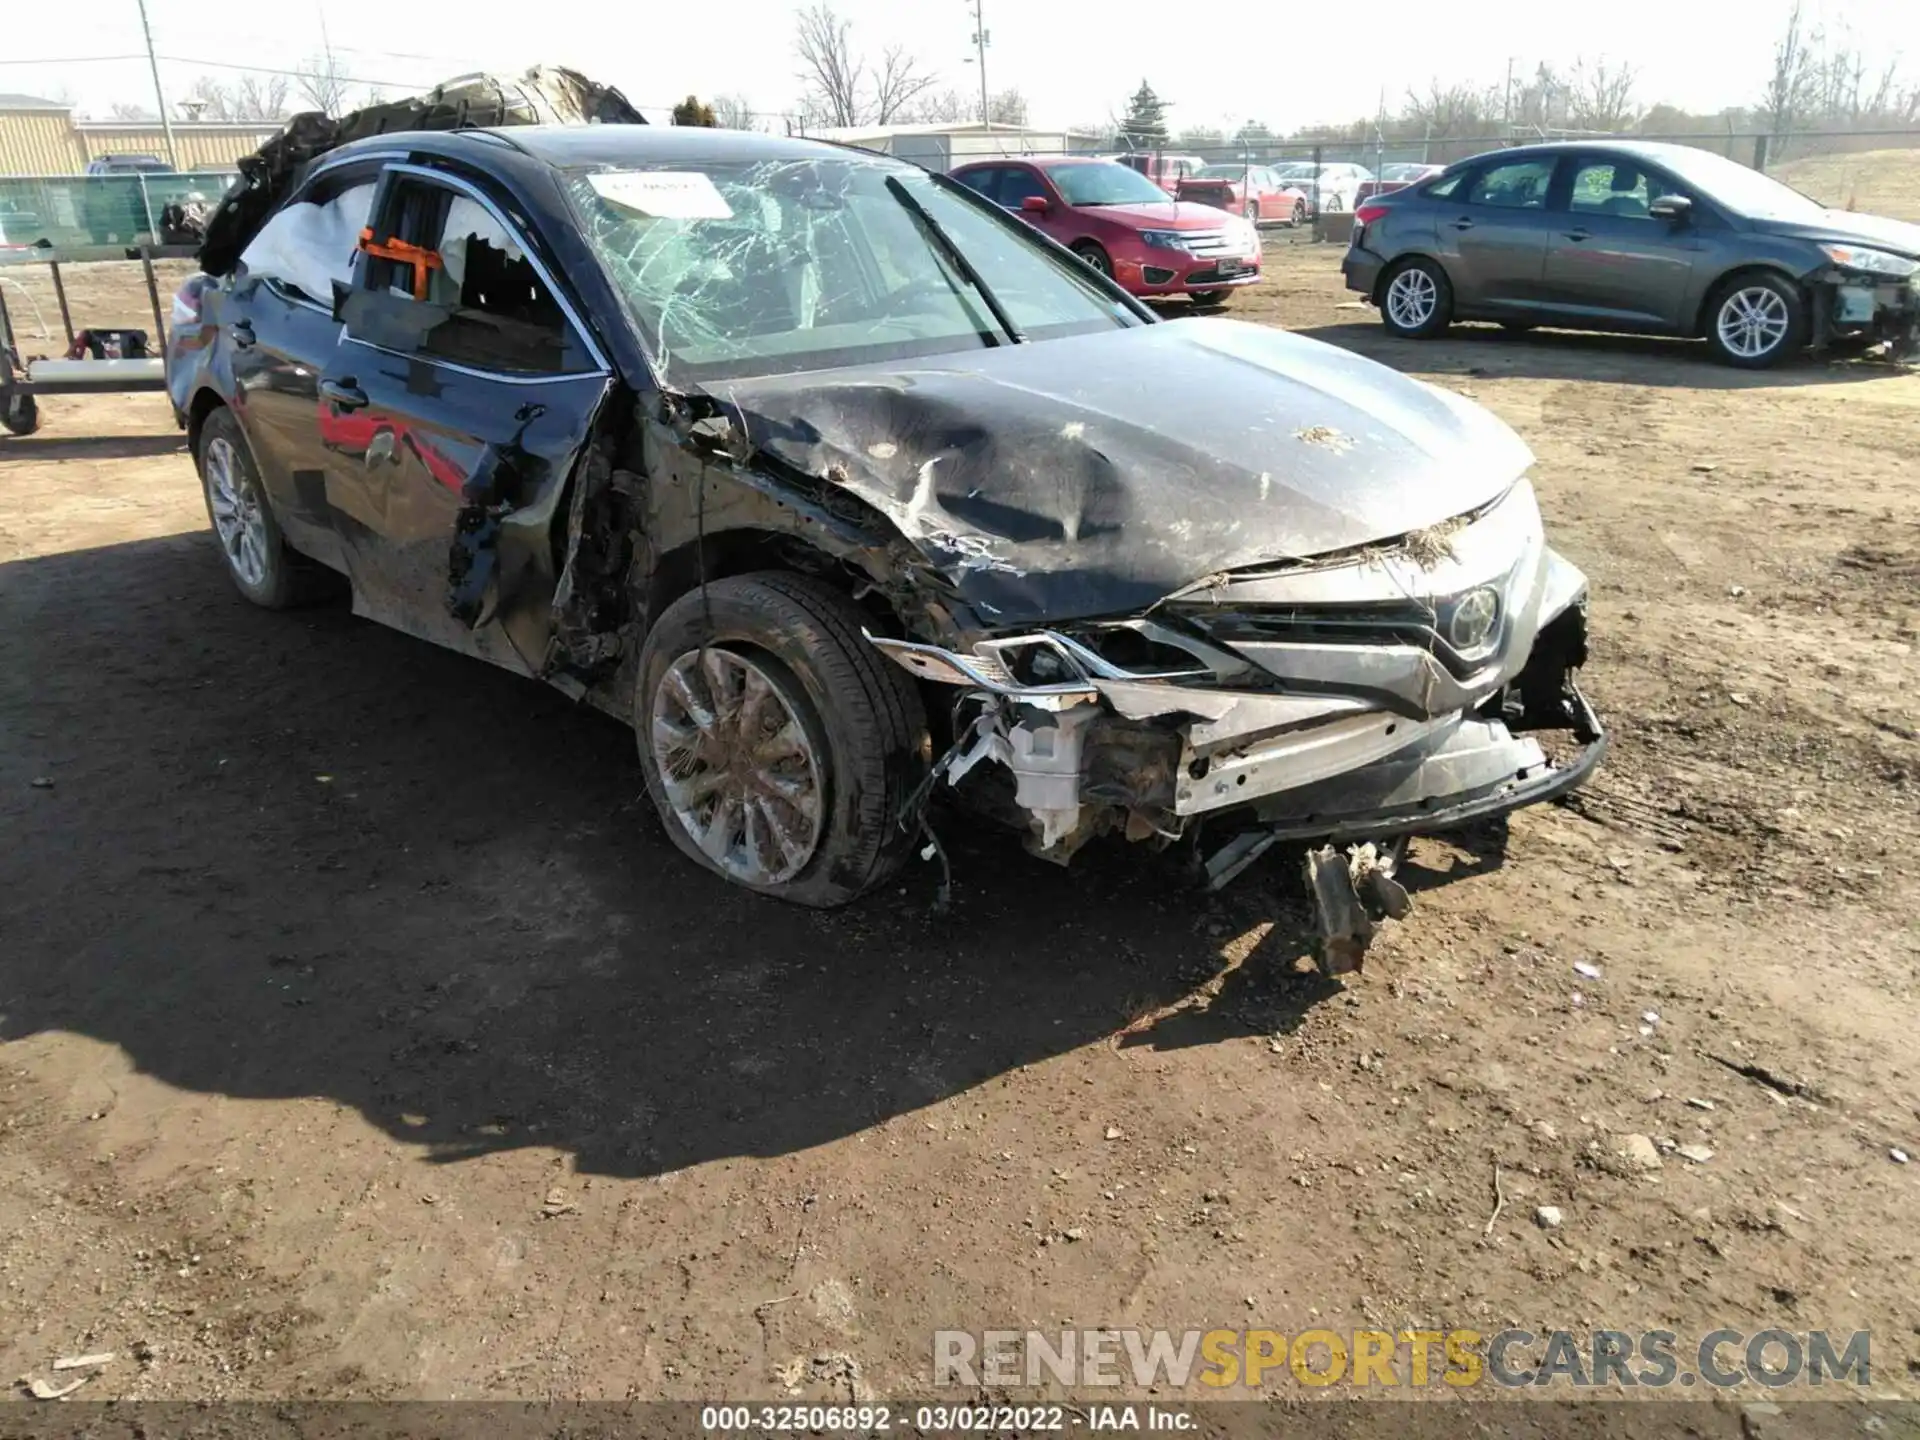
2 232 1918 1416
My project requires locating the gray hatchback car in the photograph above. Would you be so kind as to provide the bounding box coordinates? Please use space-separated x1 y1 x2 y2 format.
1343 141 1920 367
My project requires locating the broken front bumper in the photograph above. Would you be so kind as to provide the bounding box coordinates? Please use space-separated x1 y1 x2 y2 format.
868 478 1604 880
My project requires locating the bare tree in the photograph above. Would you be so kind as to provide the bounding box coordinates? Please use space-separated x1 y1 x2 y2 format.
232 72 290 120
1403 80 1495 138
984 88 1028 126
108 101 157 121
1761 0 1815 138
872 44 938 124
297 51 351 117
1564 58 1641 132
712 93 758 130
795 3 864 127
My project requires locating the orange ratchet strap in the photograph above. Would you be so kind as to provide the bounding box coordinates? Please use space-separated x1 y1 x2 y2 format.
357 227 443 301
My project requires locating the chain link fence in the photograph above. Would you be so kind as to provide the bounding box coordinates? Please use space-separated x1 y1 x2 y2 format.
0 171 235 249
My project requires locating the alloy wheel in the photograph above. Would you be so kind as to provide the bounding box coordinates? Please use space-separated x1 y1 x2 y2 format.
1717 286 1790 360
204 435 269 588
650 647 825 885
1385 267 1438 330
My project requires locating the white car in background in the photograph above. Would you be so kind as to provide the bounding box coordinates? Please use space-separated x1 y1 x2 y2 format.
1271 161 1374 215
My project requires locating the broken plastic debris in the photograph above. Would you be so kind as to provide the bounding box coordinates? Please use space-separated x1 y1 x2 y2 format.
588 170 733 220
1573 961 1603 980
51 1353 114 1371
26 1374 93 1400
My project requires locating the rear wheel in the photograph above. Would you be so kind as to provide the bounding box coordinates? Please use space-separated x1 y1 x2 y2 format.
195 406 333 608
1706 272 1804 369
1242 201 1260 226
635 572 929 908
1071 241 1112 277
1378 257 1452 339
1290 199 1307 227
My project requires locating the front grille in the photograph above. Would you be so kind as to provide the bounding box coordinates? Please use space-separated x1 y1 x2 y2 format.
1177 603 1499 682
1183 264 1254 285
1174 228 1238 257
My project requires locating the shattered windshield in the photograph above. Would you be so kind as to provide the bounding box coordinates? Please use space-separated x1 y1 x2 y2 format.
565 158 1140 383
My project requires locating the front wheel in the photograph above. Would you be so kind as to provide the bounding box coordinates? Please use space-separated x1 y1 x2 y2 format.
1706 273 1804 368
635 572 929 908
1243 202 1260 226
1378 257 1453 339
1071 241 1112 277
1290 200 1307 227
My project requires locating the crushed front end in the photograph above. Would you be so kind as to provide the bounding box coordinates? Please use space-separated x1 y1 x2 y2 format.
869 476 1604 960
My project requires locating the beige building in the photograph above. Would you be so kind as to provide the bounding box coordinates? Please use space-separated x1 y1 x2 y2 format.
0 92 279 175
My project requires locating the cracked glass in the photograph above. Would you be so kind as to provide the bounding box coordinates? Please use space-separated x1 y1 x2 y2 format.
563 157 1143 384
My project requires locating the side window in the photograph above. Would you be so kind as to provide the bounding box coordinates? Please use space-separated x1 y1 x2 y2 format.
997 167 1049 209
1467 159 1556 210
1424 173 1463 199
954 167 1003 204
1569 159 1686 220
356 173 591 375
241 163 381 306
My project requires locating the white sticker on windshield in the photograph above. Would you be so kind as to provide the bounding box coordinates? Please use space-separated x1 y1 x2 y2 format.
588 170 734 220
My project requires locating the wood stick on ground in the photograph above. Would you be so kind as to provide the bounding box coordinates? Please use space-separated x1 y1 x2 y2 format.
1483 1161 1506 1236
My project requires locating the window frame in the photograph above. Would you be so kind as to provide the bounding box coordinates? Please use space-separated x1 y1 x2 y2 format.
1461 155 1562 212
256 153 403 312
342 161 609 384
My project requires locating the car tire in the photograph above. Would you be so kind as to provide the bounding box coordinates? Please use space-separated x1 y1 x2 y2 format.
1071 241 1112 277
194 406 334 608
2 391 38 436
1290 200 1307 227
1242 202 1260 226
1705 271 1805 369
635 571 930 909
1378 257 1453 339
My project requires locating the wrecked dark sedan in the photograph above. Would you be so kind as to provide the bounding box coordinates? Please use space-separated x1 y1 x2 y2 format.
167 119 1604 946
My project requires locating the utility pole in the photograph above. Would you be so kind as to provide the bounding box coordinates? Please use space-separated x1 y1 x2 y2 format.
964 0 990 129
1503 55 1515 132
135 0 180 169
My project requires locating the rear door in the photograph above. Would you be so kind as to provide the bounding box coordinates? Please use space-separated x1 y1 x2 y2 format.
1435 156 1563 315
1539 154 1702 330
319 162 614 674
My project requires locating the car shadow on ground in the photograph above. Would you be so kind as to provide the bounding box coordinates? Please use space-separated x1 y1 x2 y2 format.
1 531 1360 1181
0 432 189 460
1297 318 1911 390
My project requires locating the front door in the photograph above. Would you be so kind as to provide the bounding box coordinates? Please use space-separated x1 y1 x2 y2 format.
320 164 613 675
1437 156 1563 315
1540 156 1701 331
224 161 386 569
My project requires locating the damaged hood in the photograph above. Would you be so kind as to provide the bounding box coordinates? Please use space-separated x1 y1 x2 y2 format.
726 318 1533 626
1763 209 1920 260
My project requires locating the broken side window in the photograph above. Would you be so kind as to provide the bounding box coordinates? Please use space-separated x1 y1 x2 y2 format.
239 170 378 305
356 174 593 376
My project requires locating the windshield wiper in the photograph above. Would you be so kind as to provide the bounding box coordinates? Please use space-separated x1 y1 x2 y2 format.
884 174 1026 345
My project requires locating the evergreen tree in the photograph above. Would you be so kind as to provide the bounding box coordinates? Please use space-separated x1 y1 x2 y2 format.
1120 81 1170 146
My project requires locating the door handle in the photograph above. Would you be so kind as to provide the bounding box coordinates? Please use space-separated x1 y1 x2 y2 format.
320 378 368 411
1451 217 1476 231
1564 228 1592 242
230 320 255 349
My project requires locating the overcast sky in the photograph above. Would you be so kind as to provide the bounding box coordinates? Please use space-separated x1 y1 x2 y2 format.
3 0 1912 132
